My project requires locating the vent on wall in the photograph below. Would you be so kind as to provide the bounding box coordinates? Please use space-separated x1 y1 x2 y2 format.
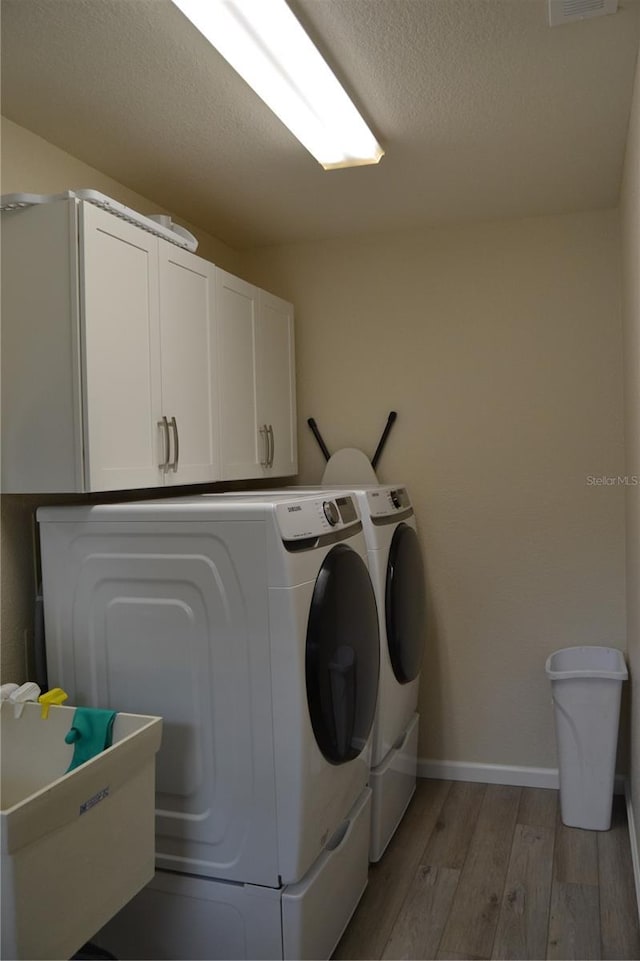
549 0 618 25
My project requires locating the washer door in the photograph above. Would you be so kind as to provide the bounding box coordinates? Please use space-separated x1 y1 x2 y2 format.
306 544 380 765
385 523 426 683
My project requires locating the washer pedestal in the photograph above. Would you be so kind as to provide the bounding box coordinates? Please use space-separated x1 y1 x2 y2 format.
369 713 419 862
95 788 372 960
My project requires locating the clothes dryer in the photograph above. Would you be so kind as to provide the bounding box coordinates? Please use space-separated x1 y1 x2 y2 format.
286 484 426 861
38 491 380 959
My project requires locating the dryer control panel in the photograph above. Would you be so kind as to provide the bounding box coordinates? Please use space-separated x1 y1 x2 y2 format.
365 486 412 519
275 495 360 541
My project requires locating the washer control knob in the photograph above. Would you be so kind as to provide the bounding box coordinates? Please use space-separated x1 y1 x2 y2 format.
323 500 339 526
390 489 402 509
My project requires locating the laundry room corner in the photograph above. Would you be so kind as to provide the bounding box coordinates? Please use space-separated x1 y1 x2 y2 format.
240 206 628 782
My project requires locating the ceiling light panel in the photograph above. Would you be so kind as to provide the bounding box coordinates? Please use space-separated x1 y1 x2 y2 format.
172 0 384 170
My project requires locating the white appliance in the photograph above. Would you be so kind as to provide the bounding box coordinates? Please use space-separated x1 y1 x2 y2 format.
287 484 426 861
37 491 381 960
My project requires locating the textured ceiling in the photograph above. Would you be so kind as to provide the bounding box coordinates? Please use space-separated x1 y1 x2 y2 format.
1 0 639 249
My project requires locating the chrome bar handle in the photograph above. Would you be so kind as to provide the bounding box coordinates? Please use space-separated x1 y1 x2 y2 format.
158 416 170 472
169 416 179 472
259 424 269 467
268 424 274 468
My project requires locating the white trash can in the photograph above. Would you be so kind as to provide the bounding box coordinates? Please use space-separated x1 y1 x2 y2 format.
545 646 628 831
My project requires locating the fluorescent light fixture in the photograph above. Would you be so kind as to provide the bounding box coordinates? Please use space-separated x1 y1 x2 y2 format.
172 0 384 170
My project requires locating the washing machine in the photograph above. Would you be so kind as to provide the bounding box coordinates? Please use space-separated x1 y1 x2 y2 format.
37 491 380 960
285 484 426 861
355 485 425 860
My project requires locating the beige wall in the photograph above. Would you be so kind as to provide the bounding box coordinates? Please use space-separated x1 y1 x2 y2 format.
241 209 627 770
0 117 241 683
621 49 640 867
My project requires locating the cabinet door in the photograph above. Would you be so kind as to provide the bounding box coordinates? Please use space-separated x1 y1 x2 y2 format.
256 290 297 477
216 269 263 479
158 243 218 486
80 203 164 491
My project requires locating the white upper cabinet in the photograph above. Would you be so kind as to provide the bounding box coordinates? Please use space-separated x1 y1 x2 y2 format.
216 270 261 480
83 207 218 490
216 269 297 480
80 202 164 490
158 243 218 486
1 197 294 493
256 289 297 478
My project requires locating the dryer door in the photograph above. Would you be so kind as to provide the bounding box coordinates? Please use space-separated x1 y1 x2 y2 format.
385 523 426 683
306 544 380 764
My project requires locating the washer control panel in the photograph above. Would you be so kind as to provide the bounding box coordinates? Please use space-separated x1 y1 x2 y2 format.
365 485 412 518
275 494 360 540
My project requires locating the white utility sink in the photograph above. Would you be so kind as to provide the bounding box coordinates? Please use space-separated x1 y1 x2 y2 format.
1 700 162 960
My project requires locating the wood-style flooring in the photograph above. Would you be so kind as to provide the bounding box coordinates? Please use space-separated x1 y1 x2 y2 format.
333 779 640 961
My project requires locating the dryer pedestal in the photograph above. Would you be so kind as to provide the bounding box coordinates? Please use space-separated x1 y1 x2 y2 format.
94 788 372 961
369 713 419 862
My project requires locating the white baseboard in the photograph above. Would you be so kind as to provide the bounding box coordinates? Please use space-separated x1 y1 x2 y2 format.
418 758 626 794
625 780 640 921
